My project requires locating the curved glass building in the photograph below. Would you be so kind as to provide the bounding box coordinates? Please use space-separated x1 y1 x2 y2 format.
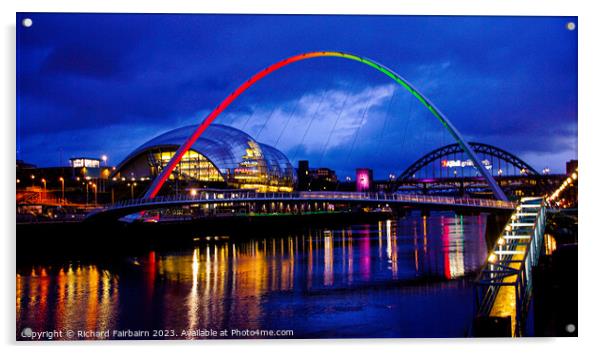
112 124 295 192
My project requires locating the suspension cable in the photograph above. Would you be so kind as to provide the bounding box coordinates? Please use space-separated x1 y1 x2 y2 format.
273 89 307 147
397 94 414 178
344 96 373 166
255 102 279 141
291 89 328 163
317 82 357 166
376 87 398 158
240 104 257 132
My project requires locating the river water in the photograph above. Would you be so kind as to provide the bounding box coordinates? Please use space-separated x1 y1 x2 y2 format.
16 213 490 340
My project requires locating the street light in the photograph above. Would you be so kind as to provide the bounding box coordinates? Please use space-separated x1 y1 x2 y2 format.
101 154 108 166
41 178 46 200
30 174 35 187
92 183 97 205
128 182 137 199
59 177 65 204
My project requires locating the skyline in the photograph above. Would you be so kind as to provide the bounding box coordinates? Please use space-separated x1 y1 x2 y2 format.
16 13 578 178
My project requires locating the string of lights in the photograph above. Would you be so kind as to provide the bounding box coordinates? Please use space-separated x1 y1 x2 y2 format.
546 168 578 207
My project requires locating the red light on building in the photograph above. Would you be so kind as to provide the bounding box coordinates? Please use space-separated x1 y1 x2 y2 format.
356 168 373 192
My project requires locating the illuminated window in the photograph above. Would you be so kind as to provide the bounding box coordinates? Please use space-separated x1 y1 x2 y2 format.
151 149 224 182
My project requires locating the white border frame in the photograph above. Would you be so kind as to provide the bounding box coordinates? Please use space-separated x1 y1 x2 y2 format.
2 1 598 353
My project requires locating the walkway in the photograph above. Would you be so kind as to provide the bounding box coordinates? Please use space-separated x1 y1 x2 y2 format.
476 197 546 336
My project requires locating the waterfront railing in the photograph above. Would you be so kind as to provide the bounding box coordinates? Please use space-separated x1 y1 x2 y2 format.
474 197 546 336
92 190 515 213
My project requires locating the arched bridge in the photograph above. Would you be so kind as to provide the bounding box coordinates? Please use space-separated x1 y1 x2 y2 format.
84 191 516 223
142 51 508 201
398 142 539 181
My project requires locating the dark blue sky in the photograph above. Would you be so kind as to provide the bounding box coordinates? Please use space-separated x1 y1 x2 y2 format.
16 13 577 178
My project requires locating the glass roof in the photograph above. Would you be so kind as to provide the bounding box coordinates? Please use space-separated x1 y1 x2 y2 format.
115 124 294 180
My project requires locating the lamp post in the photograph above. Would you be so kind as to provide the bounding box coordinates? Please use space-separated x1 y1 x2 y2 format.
30 174 35 187
128 182 137 199
101 155 108 193
59 177 65 204
92 183 97 205
41 178 46 201
85 182 89 206
111 177 117 204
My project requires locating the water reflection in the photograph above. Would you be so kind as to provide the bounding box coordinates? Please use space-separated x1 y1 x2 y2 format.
17 214 489 339
17 264 119 340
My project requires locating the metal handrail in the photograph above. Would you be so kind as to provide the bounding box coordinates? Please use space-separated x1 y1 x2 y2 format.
475 197 545 336
97 190 516 212
84 190 518 221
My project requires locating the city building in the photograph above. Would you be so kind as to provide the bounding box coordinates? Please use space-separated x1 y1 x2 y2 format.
566 159 578 175
297 160 310 190
16 158 112 188
112 124 295 193
16 157 113 206
69 157 108 180
295 160 338 191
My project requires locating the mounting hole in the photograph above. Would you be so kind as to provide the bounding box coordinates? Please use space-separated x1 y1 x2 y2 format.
565 323 576 333
22 18 33 28
566 22 576 31
21 327 32 337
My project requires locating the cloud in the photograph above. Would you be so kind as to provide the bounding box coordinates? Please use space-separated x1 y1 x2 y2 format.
16 14 577 177
227 83 396 154
41 45 123 78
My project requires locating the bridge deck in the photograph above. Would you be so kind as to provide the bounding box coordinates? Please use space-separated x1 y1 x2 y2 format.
85 191 516 222
488 243 527 335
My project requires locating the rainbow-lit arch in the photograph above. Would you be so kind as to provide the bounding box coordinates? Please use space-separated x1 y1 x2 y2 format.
144 51 508 201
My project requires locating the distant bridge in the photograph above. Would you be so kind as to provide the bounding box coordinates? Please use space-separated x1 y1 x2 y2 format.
399 142 539 181
84 191 515 223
